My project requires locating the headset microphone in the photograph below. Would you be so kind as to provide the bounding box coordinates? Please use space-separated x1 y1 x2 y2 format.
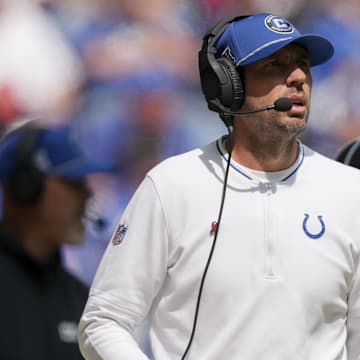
271 97 293 112
214 97 293 116
83 213 107 230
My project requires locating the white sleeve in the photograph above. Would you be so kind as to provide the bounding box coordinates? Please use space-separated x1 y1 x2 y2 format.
347 255 360 360
79 176 169 359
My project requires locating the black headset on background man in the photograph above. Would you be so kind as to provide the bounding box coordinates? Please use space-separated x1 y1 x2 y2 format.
198 15 250 118
7 126 45 205
4 126 107 230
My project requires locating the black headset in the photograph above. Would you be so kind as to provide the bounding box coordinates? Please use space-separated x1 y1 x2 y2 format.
181 16 252 360
7 126 45 205
198 15 250 115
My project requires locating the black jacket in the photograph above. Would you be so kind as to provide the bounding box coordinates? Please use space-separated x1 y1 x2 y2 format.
0 230 88 360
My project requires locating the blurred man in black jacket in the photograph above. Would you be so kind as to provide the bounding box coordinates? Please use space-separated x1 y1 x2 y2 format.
0 122 115 360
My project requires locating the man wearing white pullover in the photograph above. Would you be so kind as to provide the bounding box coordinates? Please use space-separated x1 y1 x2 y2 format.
79 13 360 360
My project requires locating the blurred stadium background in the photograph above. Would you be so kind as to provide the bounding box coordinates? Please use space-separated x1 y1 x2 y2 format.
0 0 359 352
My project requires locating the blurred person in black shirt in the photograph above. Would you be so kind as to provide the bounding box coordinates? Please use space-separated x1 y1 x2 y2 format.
336 137 360 169
0 121 115 360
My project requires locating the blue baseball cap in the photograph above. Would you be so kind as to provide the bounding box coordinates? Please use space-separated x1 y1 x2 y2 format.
0 124 117 181
215 13 334 67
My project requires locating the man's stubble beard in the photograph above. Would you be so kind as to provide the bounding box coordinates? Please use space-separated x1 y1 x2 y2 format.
253 111 307 139
244 112 308 159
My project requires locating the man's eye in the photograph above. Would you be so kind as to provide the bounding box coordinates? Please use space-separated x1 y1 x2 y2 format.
299 61 310 71
265 60 281 68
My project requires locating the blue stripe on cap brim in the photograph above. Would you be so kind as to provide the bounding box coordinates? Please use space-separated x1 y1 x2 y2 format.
239 34 334 67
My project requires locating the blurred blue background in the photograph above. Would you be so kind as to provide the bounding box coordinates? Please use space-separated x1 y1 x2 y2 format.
0 0 359 295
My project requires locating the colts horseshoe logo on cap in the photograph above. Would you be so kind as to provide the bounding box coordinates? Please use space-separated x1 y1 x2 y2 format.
302 213 326 240
265 15 295 34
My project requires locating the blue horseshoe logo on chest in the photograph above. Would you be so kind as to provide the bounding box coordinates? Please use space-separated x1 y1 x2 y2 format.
302 213 326 239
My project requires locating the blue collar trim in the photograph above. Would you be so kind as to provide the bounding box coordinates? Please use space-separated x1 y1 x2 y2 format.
216 138 304 183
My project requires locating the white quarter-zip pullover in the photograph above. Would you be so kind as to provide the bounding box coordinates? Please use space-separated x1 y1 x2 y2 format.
79 138 360 360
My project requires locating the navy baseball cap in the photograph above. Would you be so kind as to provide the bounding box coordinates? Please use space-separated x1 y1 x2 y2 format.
215 13 334 67
0 125 117 181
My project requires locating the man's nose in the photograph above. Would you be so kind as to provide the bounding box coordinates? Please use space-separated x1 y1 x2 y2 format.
286 66 307 89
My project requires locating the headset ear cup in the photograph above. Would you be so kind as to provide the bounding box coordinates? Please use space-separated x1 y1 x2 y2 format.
8 164 44 204
217 57 244 111
7 127 45 205
198 53 221 109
